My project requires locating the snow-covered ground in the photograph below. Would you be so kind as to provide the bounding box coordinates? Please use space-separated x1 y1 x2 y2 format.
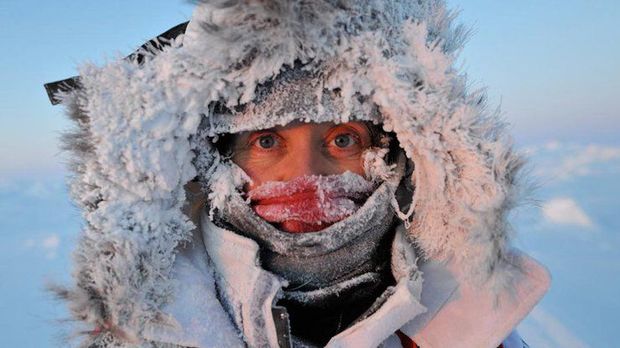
1 141 618 347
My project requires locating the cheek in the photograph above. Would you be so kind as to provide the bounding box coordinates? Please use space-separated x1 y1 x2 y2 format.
346 161 366 177
232 154 280 190
330 156 366 177
241 167 268 191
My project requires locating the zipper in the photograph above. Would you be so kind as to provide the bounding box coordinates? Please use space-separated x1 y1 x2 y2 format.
272 306 292 348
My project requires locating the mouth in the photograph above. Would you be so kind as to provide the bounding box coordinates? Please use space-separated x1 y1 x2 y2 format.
248 175 374 233
252 194 358 233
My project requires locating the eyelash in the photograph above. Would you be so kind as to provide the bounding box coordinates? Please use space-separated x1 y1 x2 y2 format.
248 133 280 150
246 128 364 152
326 131 361 148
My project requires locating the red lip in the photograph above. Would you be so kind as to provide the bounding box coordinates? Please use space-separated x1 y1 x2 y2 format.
251 194 358 234
248 174 373 202
247 175 374 233
253 190 320 206
253 194 356 219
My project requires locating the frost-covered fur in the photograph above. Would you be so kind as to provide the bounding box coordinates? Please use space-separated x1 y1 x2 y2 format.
55 0 528 346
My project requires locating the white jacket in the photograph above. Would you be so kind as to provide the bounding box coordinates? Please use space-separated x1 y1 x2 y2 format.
142 213 550 348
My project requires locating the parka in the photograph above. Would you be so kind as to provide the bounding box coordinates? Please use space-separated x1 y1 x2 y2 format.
45 1 550 347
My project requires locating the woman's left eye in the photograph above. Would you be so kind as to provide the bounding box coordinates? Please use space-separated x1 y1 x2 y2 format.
333 134 356 148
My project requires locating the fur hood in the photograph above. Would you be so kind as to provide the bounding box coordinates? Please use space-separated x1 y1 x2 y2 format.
50 0 531 345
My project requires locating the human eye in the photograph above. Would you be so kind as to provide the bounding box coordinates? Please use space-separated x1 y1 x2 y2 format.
332 133 359 148
325 125 368 157
249 132 281 150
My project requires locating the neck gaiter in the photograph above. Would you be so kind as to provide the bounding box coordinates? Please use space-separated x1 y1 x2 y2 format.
207 151 406 345
214 171 398 289
214 172 399 345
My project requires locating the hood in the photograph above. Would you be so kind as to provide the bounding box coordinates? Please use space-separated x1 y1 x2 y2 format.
49 0 530 345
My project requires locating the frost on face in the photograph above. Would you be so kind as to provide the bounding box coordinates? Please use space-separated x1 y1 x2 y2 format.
248 173 376 232
201 142 410 238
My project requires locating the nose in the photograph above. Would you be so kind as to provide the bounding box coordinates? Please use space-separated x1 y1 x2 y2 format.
278 144 333 181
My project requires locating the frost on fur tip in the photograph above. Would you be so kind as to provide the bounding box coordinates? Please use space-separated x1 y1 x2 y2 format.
363 147 397 182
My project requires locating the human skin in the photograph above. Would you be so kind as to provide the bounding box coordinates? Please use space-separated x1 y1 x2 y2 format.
230 121 373 232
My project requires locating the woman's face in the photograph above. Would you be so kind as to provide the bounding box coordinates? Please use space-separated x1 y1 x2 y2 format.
231 121 373 189
228 121 374 232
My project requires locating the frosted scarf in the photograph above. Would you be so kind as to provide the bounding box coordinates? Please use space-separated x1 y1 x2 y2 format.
212 171 402 347
213 162 405 285
203 149 408 344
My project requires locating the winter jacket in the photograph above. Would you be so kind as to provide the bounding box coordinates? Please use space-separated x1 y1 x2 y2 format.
139 208 548 348
44 1 550 347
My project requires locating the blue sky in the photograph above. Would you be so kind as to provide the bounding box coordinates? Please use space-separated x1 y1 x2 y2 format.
0 1 619 347
452 0 620 145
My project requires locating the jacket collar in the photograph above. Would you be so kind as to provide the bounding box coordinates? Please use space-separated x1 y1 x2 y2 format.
405 250 551 348
141 218 245 347
201 218 431 348
202 213 286 348
145 217 549 348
